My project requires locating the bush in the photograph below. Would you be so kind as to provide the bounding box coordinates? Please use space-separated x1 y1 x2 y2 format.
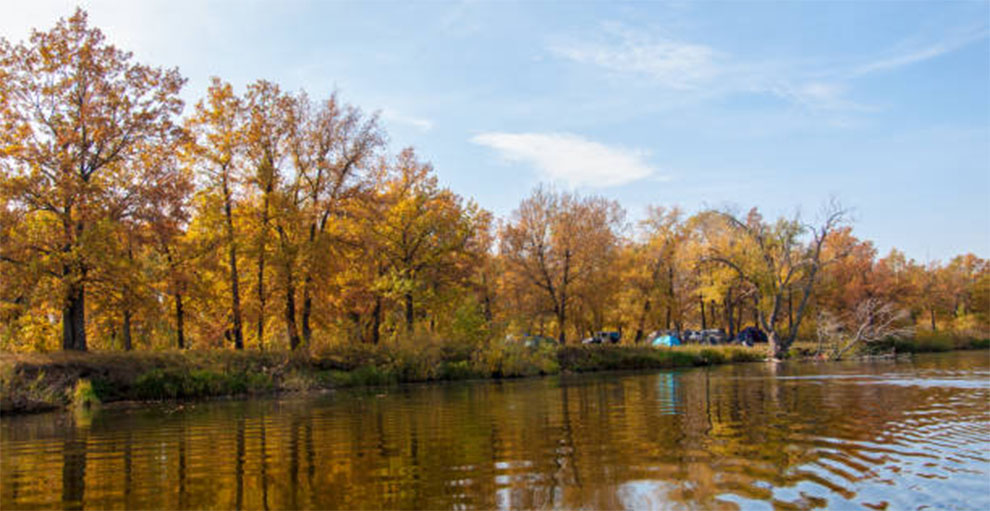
71 379 100 409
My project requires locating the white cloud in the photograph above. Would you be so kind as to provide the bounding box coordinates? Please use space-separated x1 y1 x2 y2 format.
549 25 721 90
471 132 658 188
852 27 988 76
549 22 988 114
381 108 433 132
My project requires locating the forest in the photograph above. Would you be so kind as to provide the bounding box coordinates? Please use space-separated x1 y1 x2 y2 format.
2 10 988 362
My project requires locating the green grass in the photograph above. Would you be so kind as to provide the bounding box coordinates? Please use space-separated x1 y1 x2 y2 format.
5 334 982 414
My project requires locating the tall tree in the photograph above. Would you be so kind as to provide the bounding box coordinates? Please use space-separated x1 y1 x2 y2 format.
367 149 481 334
242 80 293 349
186 79 245 349
0 9 185 350
703 203 847 359
501 187 624 344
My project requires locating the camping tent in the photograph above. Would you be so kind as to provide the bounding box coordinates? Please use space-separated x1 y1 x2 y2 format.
651 334 681 347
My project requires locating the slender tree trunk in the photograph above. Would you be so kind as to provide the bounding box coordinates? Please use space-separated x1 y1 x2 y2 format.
165 249 185 349
725 294 735 339
371 296 382 345
404 292 414 334
285 266 300 350
787 290 794 334
556 306 567 344
256 254 266 349
175 292 185 349
700 295 707 330
223 176 244 350
257 181 272 349
300 222 316 345
122 309 133 351
121 243 134 351
301 277 312 343
930 307 937 331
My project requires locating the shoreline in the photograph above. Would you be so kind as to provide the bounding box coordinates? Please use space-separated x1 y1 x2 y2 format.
2 339 986 416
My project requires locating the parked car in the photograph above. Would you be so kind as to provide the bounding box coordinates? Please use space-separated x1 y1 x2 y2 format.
734 326 768 347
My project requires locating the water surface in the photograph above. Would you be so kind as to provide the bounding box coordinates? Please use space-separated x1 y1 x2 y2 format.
3 351 988 510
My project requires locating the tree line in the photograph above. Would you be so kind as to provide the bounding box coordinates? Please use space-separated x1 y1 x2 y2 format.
2 11 987 358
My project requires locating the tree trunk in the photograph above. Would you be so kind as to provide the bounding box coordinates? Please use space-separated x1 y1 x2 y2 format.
787 290 794 334
175 292 185 349
700 295 707 330
285 269 300 350
930 307 937 331
223 177 244 350
256 253 266 349
557 307 567 344
724 295 735 339
301 277 312 344
256 182 272 349
404 292 414 334
371 296 382 345
768 330 786 360
62 284 87 351
635 299 651 343
122 309 132 351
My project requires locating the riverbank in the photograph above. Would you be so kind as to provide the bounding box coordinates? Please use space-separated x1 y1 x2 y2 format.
1 342 763 414
2 335 985 415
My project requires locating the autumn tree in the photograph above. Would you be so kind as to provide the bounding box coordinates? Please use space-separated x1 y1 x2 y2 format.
366 149 483 336
500 187 624 344
703 202 847 359
286 91 382 347
186 79 247 349
0 9 185 351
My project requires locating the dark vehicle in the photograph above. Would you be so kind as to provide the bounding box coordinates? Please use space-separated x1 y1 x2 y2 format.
582 331 621 345
735 326 768 347
598 331 621 344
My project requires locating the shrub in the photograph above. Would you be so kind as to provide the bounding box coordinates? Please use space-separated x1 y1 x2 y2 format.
71 379 101 409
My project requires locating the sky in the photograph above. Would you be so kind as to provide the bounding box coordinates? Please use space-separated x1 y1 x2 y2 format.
3 0 988 262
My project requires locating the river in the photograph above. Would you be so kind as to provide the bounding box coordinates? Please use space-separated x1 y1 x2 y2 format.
2 351 988 510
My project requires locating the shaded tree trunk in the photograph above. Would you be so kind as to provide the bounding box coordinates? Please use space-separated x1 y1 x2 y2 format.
256 180 272 349
301 277 312 344
404 292 414 334
62 284 86 351
122 309 133 351
285 270 300 350
175 292 185 349
371 296 382 345
635 299 651 343
223 177 244 350
700 295 707 330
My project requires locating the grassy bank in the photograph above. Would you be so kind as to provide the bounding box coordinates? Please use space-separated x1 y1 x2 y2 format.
788 332 990 358
0 342 763 414
3 334 984 415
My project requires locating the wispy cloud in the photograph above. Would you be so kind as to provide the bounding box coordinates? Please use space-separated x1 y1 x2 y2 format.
471 132 658 188
549 24 721 90
381 108 433 132
549 22 987 113
851 26 989 76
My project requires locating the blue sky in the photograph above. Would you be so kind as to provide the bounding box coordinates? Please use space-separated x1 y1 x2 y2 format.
4 1 988 261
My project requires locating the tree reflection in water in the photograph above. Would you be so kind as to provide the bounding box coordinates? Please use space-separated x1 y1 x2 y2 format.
3 351 988 510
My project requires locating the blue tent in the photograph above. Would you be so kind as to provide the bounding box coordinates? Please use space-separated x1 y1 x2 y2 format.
651 334 681 347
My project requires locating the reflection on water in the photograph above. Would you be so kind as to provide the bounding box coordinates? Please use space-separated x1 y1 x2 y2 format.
2 352 988 510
